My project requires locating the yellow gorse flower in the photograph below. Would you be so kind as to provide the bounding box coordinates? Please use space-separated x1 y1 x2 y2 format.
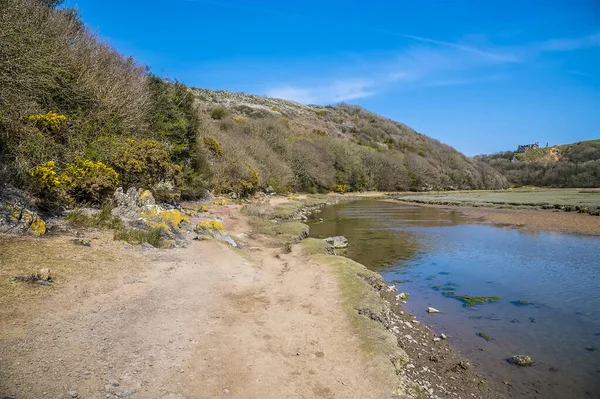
28 111 67 131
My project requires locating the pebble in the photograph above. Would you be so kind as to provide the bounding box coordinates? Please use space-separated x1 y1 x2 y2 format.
441 333 448 340
433 337 441 342
427 307 440 314
67 391 78 398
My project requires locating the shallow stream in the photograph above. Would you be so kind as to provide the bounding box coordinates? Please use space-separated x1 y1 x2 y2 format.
308 200 600 399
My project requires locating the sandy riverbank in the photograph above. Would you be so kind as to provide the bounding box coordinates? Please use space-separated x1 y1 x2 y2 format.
391 200 600 236
0 195 507 399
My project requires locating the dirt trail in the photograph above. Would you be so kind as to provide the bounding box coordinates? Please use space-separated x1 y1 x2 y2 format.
0 205 393 399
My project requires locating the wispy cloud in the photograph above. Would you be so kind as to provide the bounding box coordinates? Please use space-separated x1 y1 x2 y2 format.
537 33 600 52
399 33 521 63
568 70 594 78
427 75 505 87
266 79 375 104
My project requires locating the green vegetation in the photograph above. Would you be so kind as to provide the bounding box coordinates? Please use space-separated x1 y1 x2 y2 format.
476 140 600 188
113 228 162 247
476 332 494 342
0 0 207 208
511 300 532 307
66 201 123 229
209 107 227 120
443 293 500 307
1 0 508 212
457 295 500 307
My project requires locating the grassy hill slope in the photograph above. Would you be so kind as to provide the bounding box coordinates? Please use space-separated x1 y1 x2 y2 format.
0 0 507 211
191 89 508 194
476 140 600 187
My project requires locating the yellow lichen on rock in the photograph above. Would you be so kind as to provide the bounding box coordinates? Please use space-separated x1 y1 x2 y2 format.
29 216 46 236
162 209 189 227
194 220 225 235
2 204 46 237
137 189 155 206
140 206 189 226
183 208 199 217
193 219 236 246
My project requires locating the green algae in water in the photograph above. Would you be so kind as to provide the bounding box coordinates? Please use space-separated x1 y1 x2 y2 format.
443 293 501 307
426 275 435 281
511 300 531 307
431 285 442 291
476 332 494 342
439 271 450 275
391 279 413 284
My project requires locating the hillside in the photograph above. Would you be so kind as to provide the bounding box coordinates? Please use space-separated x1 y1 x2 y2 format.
189 88 508 195
0 0 507 212
476 139 600 187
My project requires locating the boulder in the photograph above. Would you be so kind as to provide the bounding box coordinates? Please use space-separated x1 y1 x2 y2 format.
324 236 348 248
509 355 533 366
0 184 46 237
38 268 52 281
396 292 409 301
112 187 139 219
194 220 237 247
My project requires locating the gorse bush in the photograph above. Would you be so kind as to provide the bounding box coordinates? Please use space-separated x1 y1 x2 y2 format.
28 159 119 207
210 107 227 120
112 138 182 189
62 159 119 203
203 136 223 157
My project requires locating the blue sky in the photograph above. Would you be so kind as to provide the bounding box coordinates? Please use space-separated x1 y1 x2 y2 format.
64 0 599 156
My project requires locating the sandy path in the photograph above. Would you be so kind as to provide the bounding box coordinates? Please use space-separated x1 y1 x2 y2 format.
0 207 392 399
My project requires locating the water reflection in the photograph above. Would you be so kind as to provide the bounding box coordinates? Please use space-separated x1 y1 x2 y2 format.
308 201 466 271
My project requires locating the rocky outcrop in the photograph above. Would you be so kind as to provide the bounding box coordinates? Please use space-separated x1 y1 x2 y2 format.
112 187 189 244
0 184 46 237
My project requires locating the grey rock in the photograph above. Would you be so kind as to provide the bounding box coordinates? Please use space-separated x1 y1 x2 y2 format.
458 360 470 370
113 187 139 219
38 268 51 281
116 388 137 398
106 385 136 398
427 307 440 314
509 355 533 366
72 238 91 247
67 391 78 398
396 292 409 301
324 236 348 248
